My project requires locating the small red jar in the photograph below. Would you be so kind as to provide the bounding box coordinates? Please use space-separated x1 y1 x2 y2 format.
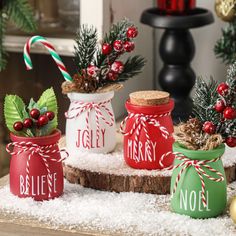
122 99 175 170
9 130 64 201
157 0 196 14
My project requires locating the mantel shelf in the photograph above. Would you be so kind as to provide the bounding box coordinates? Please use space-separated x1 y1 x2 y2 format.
4 35 75 57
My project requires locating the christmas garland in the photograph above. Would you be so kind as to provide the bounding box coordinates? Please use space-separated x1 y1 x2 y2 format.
175 63 236 149
62 19 146 93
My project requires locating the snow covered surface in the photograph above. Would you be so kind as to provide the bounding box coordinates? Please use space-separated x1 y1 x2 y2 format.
64 144 236 177
0 180 236 236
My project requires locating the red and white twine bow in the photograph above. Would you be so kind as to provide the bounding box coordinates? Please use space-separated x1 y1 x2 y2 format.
120 112 170 162
160 152 224 208
6 141 68 198
65 100 114 149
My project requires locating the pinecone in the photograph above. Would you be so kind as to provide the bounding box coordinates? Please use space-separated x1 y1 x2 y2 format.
73 73 84 90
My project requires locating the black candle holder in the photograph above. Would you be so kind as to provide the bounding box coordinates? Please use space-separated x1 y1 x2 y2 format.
141 8 214 123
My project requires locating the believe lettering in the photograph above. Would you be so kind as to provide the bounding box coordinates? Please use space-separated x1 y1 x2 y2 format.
20 173 57 196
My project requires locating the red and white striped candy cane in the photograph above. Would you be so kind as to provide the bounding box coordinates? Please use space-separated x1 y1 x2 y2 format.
24 35 73 82
65 100 114 149
161 152 225 208
6 141 68 198
120 112 170 163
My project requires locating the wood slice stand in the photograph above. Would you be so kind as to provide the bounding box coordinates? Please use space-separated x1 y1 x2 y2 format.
61 135 236 195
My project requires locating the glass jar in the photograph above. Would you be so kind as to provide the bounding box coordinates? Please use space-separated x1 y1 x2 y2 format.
122 99 175 170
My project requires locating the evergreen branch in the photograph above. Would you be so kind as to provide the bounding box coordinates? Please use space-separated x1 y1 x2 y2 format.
192 76 220 124
95 19 133 68
214 20 236 65
0 9 8 71
74 25 97 72
118 55 146 81
6 0 37 32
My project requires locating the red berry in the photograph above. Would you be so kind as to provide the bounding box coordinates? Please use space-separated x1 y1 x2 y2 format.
223 107 236 120
226 137 236 148
30 109 40 119
107 71 118 81
38 115 49 126
214 100 225 113
111 61 124 74
13 121 23 131
124 41 135 52
217 83 229 96
87 65 99 77
23 118 33 128
113 40 123 52
102 43 112 55
45 111 55 121
127 26 138 38
203 121 216 134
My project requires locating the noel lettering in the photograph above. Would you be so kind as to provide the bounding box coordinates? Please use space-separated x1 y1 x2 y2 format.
20 173 57 196
179 189 211 212
127 139 157 162
76 129 106 149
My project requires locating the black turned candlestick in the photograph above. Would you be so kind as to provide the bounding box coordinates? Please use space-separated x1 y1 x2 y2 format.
141 8 214 123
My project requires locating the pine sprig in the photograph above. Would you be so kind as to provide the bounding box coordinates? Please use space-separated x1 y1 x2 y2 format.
95 19 133 68
192 77 220 123
0 0 37 71
0 9 8 70
6 0 36 32
214 20 236 65
118 56 146 81
74 25 97 72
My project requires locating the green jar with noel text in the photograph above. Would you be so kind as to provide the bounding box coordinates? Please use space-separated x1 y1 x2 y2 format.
170 142 227 219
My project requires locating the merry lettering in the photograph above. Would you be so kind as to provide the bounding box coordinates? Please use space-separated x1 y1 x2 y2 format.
127 139 157 162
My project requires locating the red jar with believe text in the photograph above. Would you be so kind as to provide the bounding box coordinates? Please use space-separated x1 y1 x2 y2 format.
121 95 175 170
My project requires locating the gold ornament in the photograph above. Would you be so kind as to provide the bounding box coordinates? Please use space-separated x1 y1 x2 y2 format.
215 0 236 22
230 196 236 223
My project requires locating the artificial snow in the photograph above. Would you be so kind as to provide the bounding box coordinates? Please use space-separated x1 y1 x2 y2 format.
0 180 236 235
64 144 236 177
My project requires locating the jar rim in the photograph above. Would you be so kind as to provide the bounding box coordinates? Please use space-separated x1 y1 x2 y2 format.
173 142 225 160
67 91 114 102
125 98 174 114
10 129 61 145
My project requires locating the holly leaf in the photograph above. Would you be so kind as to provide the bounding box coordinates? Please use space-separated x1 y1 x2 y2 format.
4 95 28 136
37 88 58 135
28 98 40 111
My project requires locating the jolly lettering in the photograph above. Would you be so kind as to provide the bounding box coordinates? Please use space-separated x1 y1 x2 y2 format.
20 173 57 196
179 189 210 212
76 129 106 149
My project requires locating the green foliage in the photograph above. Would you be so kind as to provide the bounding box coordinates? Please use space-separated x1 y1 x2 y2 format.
95 19 133 68
118 56 146 81
214 20 236 65
4 95 33 136
0 0 37 71
192 77 220 123
37 88 58 136
4 88 58 137
74 25 97 73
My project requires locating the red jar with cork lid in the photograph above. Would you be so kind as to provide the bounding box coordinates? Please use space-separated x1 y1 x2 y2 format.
120 91 175 170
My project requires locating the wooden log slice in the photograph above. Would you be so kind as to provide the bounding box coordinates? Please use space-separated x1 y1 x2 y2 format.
60 136 236 195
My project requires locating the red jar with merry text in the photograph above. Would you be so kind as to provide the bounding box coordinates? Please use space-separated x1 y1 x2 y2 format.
122 99 175 170
8 130 64 201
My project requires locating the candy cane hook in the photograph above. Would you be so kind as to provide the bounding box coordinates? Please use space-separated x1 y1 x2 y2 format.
24 35 73 82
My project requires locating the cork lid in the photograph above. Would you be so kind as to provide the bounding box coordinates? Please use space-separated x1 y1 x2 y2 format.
129 90 170 106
